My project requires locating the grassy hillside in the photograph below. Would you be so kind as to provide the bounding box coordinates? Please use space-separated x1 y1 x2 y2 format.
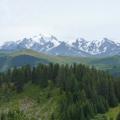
0 49 120 76
0 82 60 120
92 105 120 120
106 105 120 120
0 49 89 71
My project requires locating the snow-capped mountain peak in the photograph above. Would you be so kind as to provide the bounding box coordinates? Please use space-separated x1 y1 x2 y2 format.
31 34 60 46
70 37 120 56
0 34 62 52
0 35 120 57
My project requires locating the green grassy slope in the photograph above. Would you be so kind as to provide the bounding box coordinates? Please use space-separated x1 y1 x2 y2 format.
106 105 120 120
0 49 89 71
0 49 120 75
0 83 60 120
92 105 120 120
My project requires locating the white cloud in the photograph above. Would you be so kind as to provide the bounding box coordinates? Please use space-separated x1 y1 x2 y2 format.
0 0 120 42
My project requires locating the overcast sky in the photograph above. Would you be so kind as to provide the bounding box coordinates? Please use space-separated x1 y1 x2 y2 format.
0 0 120 43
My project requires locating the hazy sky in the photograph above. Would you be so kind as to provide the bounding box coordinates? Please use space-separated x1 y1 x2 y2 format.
0 0 120 43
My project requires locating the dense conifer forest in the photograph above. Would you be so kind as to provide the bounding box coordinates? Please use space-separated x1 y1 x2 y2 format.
0 63 120 120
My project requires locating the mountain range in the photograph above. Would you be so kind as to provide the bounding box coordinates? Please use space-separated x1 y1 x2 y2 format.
0 34 120 57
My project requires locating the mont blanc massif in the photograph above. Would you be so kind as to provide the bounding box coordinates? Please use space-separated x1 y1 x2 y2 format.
1 34 120 57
